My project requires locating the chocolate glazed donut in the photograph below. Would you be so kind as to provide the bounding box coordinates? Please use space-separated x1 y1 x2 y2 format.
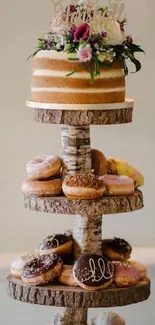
73 253 114 291
102 237 132 261
39 234 73 257
21 254 63 286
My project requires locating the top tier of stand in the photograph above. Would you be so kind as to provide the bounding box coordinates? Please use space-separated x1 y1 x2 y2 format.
26 98 134 126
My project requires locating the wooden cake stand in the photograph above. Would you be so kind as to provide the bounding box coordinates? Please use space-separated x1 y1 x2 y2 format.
7 99 150 325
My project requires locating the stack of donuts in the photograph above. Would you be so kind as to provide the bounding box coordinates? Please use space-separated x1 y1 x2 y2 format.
10 233 147 290
22 149 144 199
22 155 63 197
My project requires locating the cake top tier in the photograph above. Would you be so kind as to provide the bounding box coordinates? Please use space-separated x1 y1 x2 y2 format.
30 0 144 82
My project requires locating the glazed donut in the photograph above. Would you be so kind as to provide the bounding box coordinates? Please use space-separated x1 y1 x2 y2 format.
26 155 62 181
102 237 132 261
22 178 62 197
73 253 114 291
21 254 63 286
92 312 125 325
99 175 134 196
39 234 73 257
129 261 147 280
58 265 79 287
91 149 109 176
62 174 106 200
10 251 39 279
113 261 140 287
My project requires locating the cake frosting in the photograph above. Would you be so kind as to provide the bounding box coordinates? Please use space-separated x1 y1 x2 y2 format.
29 0 144 105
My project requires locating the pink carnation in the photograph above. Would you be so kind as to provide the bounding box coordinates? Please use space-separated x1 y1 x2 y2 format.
74 23 90 43
77 44 92 62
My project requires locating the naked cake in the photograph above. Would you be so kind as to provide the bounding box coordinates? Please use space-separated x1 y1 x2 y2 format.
30 0 144 105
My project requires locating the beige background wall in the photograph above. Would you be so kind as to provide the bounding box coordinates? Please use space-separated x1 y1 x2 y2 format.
0 0 155 251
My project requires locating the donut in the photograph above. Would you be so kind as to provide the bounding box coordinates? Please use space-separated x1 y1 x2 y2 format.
39 234 73 257
99 175 134 196
21 254 63 286
58 265 79 287
73 253 114 291
102 237 132 261
129 261 147 280
10 251 39 279
92 312 125 325
62 174 106 200
22 178 62 197
26 155 62 180
91 149 109 176
112 261 140 287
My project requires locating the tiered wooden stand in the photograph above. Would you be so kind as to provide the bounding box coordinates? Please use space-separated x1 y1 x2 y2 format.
7 99 150 325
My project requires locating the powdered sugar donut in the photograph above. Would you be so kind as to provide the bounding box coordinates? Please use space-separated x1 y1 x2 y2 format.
10 251 39 279
99 175 134 196
92 312 125 325
26 155 62 181
113 261 140 287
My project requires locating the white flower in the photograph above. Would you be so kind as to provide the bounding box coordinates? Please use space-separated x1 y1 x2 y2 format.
102 19 126 45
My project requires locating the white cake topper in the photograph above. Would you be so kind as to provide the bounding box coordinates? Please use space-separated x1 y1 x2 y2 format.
50 0 125 21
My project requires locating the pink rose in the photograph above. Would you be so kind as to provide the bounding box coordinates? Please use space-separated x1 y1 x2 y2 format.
74 23 90 43
77 44 92 62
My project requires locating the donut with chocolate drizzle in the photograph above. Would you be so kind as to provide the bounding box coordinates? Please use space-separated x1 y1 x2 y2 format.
39 234 73 257
21 254 63 286
102 237 132 261
73 254 114 291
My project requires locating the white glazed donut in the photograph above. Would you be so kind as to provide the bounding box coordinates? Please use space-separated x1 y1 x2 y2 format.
26 155 62 180
10 251 39 279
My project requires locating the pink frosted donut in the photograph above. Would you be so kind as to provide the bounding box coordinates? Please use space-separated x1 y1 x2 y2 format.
26 155 62 181
99 175 134 196
113 261 140 287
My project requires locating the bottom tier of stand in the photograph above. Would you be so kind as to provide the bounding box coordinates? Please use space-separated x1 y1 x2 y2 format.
7 276 150 308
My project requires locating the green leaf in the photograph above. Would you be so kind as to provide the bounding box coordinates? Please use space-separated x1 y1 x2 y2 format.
68 58 79 61
66 63 83 77
94 59 100 76
130 43 145 54
89 66 95 84
27 49 40 61
123 59 129 76
127 52 141 73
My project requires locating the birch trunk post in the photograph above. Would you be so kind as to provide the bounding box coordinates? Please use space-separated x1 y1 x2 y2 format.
52 308 88 325
73 214 102 259
61 125 91 175
60 125 102 325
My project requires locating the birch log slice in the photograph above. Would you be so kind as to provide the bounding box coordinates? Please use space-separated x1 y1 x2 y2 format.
7 276 150 308
28 99 134 126
33 107 133 125
24 190 144 216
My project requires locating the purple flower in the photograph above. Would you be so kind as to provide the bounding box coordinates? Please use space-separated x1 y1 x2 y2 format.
101 30 107 38
45 38 51 50
74 23 90 43
126 35 133 44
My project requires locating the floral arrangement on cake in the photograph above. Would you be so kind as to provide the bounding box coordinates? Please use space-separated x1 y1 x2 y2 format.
30 0 144 83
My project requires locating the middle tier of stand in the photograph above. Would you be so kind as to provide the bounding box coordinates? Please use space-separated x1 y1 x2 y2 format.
8 276 150 308
24 190 143 215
